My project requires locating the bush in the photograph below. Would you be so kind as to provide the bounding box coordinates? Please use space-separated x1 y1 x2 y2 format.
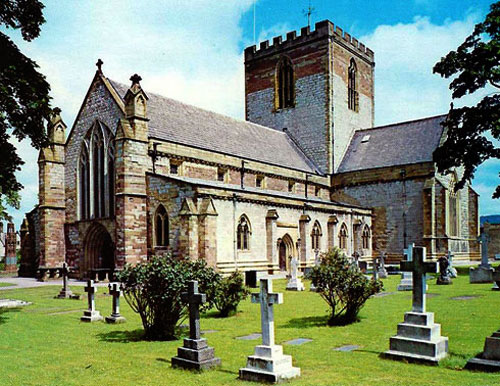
118 255 220 340
214 271 249 317
308 247 383 325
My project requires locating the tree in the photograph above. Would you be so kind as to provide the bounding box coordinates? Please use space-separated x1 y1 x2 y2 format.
307 248 383 325
433 1 500 198
0 0 52 220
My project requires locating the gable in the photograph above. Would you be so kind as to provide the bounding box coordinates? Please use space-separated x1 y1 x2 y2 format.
338 115 446 173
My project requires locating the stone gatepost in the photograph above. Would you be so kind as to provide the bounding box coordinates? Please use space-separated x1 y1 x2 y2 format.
266 209 279 272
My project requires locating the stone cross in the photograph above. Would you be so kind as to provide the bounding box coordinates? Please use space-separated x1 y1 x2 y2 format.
479 231 491 268
400 246 438 313
290 257 299 280
61 262 69 292
314 249 321 266
109 283 122 317
251 278 283 347
182 281 206 341
84 280 97 312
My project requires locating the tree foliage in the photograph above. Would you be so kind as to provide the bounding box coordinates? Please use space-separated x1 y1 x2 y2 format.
0 0 52 220
307 248 383 325
213 271 249 317
118 255 220 341
433 1 500 197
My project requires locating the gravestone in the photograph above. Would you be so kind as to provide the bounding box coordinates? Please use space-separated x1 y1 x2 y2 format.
105 283 126 324
493 270 500 292
446 251 458 278
470 231 494 283
172 281 220 370
80 280 103 322
378 252 388 279
309 249 321 292
372 257 379 281
286 257 304 291
56 262 74 299
397 243 414 291
465 285 500 372
436 256 452 285
239 278 300 383
385 246 448 364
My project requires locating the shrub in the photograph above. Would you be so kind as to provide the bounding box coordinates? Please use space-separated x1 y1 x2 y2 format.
214 271 249 317
118 255 220 340
308 247 383 325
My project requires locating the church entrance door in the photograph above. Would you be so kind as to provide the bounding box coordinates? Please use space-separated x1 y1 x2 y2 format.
278 234 294 272
83 223 115 279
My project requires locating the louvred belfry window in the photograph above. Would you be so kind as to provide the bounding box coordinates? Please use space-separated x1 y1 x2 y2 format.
276 56 295 109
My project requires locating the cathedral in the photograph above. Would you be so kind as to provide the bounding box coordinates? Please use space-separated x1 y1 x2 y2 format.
19 20 479 279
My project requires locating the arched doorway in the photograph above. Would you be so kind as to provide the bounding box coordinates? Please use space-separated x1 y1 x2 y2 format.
83 223 115 279
278 234 294 272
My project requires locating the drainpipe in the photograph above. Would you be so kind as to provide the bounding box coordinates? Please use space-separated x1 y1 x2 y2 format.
232 193 238 270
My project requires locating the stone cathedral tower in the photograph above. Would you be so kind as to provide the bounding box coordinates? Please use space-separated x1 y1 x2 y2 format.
244 20 375 175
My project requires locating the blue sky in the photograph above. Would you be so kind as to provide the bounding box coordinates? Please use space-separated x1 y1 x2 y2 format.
4 0 499 229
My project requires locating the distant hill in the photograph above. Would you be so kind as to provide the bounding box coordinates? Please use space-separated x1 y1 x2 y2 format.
481 215 500 226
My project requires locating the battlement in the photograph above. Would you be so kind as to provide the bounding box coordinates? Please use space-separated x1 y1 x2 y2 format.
244 20 374 63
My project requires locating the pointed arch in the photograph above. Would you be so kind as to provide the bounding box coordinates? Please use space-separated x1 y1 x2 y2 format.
448 173 460 237
237 214 251 250
275 56 295 109
348 58 358 112
78 121 115 220
362 224 371 249
154 204 169 247
311 220 322 251
339 223 349 250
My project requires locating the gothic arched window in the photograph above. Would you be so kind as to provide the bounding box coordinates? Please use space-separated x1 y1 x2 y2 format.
78 121 115 220
348 58 358 112
237 215 251 250
362 225 370 249
79 145 90 220
339 223 349 250
311 221 322 250
155 205 169 247
276 56 295 109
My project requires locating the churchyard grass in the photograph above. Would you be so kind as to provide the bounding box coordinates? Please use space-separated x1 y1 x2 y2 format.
0 282 15 288
1 274 500 385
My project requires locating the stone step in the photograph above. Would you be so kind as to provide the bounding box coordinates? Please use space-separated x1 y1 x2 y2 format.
389 335 448 358
246 354 293 373
239 365 300 383
404 312 434 326
397 322 441 341
384 349 443 364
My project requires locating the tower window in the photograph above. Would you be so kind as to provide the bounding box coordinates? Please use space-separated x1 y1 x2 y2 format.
276 56 295 110
348 58 359 112
256 175 265 188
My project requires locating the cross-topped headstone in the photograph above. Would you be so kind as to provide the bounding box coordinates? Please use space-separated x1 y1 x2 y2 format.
182 281 206 340
290 257 299 280
252 278 283 346
56 262 74 299
106 283 126 323
479 231 491 268
400 246 438 313
84 280 97 311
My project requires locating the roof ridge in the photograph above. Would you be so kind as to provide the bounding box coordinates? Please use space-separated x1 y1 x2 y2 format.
107 78 293 138
356 114 447 133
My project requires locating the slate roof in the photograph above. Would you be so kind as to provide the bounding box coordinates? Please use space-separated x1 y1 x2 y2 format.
108 79 319 174
338 115 446 173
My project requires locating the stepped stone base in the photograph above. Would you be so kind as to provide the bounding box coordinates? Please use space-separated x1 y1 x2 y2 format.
172 338 220 371
56 289 73 299
239 344 300 383
465 330 500 372
470 267 494 283
378 269 388 279
384 312 448 364
81 310 103 322
436 277 452 285
397 279 413 291
105 314 126 324
286 278 304 291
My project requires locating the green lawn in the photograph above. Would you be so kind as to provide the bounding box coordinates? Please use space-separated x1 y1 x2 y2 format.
1 274 500 386
0 282 15 288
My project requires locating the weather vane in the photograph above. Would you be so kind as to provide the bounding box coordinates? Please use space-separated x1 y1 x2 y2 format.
303 0 315 28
